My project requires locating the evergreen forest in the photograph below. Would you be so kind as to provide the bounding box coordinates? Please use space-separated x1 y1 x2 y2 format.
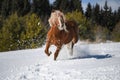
0 0 120 52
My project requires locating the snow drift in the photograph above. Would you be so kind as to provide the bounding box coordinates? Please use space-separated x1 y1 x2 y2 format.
0 41 120 80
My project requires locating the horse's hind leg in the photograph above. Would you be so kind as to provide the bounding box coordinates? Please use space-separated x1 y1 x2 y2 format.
67 41 74 56
72 33 78 44
45 42 51 56
54 46 61 60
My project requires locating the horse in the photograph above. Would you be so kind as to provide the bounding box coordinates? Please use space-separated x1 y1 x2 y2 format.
45 20 79 60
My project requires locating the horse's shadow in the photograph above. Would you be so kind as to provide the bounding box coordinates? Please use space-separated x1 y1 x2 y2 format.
71 54 112 60
69 45 112 60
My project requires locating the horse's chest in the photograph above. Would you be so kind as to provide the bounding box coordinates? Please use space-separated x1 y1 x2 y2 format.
49 34 61 45
48 28 72 45
53 32 71 44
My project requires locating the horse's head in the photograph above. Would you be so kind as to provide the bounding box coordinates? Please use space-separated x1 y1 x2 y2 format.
48 10 68 32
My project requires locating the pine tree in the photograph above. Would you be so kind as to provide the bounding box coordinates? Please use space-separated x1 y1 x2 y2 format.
1 0 31 17
117 7 120 21
10 0 18 14
69 0 83 13
53 0 68 12
93 3 100 24
108 7 115 31
17 0 31 16
0 0 4 14
85 2 92 20
11 0 31 16
102 0 109 27
113 10 117 22
103 3 114 31
53 0 83 13
102 1 114 40
1 0 11 18
99 8 104 26
32 0 50 16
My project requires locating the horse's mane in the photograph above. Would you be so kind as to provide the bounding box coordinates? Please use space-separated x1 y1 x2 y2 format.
48 10 66 26
48 10 68 32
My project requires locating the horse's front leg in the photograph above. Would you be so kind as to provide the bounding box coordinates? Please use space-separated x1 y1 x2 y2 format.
45 42 52 56
54 45 62 60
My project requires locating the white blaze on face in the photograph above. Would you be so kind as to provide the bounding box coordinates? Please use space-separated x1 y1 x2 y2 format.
58 16 64 30
63 23 68 32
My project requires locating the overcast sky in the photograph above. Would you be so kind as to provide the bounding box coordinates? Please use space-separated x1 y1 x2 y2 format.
49 0 120 11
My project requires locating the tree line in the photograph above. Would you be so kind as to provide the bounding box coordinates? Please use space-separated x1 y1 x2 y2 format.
85 1 120 32
0 0 120 52
85 1 120 41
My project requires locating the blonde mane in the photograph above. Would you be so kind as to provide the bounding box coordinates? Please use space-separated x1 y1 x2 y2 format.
48 10 68 32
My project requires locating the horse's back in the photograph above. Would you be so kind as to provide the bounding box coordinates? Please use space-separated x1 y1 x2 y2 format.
65 20 78 43
66 20 78 28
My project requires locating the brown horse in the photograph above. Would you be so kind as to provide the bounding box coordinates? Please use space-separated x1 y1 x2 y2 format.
45 20 78 60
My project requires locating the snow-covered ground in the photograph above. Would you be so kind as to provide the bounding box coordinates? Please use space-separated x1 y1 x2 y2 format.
0 41 120 80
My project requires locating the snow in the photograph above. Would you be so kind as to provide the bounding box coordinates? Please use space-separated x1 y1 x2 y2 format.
0 41 120 80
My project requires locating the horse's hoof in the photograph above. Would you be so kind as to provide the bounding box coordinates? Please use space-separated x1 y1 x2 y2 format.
48 51 52 56
54 58 57 61
50 51 52 54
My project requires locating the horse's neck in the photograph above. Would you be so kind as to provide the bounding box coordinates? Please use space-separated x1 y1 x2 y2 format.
52 26 61 33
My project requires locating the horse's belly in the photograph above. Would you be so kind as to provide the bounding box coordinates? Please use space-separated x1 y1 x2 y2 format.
62 36 73 44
